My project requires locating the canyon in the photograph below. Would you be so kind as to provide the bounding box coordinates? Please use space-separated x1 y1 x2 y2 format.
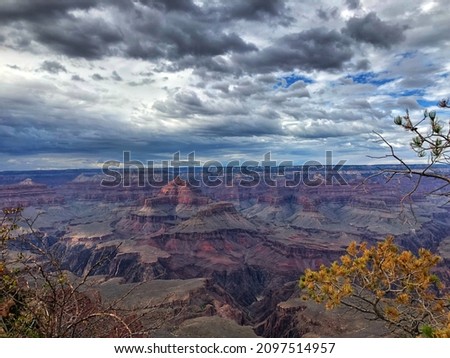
1 166 449 337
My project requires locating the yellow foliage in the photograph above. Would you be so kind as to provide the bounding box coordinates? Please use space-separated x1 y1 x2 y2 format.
300 236 450 337
384 306 400 321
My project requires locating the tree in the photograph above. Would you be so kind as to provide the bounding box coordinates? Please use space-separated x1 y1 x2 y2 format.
300 99 450 337
1 206 193 338
369 99 450 201
300 237 450 337
0 207 140 337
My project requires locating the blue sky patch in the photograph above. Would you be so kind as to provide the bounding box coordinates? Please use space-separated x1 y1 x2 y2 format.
398 51 416 59
417 99 437 107
274 73 314 89
347 71 395 86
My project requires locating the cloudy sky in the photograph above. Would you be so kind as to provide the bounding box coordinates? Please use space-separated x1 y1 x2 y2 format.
0 0 449 170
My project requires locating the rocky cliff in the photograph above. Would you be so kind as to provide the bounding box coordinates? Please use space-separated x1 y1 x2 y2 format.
2 168 449 337
0 179 64 207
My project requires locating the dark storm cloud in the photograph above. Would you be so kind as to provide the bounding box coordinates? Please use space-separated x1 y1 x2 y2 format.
153 26 256 58
0 0 258 63
343 12 407 49
33 16 123 59
316 7 339 21
0 0 99 22
136 0 201 13
0 1 121 59
345 0 361 10
0 119 154 156
39 60 67 74
216 0 293 24
235 28 354 73
0 9 121 57
0 86 263 159
0 87 160 156
355 59 371 71
135 0 292 24
210 83 230 94
126 7 257 61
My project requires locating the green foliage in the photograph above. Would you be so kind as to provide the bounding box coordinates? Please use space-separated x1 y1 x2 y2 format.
393 102 449 163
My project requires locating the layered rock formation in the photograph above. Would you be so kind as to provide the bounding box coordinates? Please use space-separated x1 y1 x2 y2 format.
115 178 211 235
0 178 64 208
1 167 449 337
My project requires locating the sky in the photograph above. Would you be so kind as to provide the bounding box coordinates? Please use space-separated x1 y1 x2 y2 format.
0 0 449 170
